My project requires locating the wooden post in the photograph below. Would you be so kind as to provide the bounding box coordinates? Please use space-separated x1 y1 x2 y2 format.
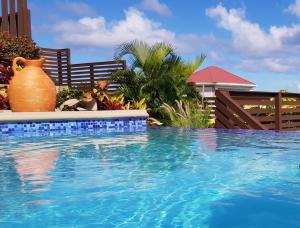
27 9 31 39
275 92 282 131
9 0 17 36
89 64 95 88
66 48 72 87
2 0 9 32
17 0 25 36
57 50 63 85
122 60 127 70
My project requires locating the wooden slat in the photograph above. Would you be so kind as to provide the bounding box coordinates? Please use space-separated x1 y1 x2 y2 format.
229 91 278 97
215 109 236 129
71 69 117 78
236 100 274 106
263 123 275 130
281 100 300 106
282 121 300 129
247 108 274 115
216 90 267 130
40 47 125 88
69 65 123 71
27 9 31 39
68 78 111 83
256 116 275 122
231 96 273 101
282 115 300 121
215 119 226 129
215 90 300 131
281 93 300 99
275 93 282 130
2 0 9 32
0 0 31 38
216 99 249 129
281 108 300 113
17 0 24 36
9 0 17 36
70 61 124 67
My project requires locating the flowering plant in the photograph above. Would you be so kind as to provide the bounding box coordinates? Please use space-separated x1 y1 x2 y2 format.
0 64 11 84
0 33 40 85
0 87 9 110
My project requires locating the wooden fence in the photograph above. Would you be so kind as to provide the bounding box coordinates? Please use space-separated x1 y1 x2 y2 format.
0 0 31 38
40 48 126 92
215 90 300 131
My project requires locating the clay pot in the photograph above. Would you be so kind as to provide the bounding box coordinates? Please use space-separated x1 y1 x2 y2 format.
8 57 56 112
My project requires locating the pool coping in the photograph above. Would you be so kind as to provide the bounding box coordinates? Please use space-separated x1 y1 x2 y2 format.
0 110 149 122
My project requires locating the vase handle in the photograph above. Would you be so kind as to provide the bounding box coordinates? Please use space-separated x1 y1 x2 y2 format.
12 57 26 75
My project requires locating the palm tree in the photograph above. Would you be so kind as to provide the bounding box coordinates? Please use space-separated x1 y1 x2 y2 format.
111 40 205 114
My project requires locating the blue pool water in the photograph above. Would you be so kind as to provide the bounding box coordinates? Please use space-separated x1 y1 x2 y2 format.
0 128 300 227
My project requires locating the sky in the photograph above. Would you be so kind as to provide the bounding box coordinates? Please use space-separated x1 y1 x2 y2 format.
28 0 300 92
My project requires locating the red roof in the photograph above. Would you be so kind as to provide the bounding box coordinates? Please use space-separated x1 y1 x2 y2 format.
188 66 255 86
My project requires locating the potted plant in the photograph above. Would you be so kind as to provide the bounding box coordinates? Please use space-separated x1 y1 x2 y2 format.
0 33 56 112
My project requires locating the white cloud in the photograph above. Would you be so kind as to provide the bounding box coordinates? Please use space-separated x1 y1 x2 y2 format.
237 58 300 73
57 1 96 16
286 0 300 18
52 7 211 54
141 0 172 16
206 4 300 57
205 4 300 73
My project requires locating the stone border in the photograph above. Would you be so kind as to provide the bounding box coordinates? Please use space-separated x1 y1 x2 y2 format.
0 110 148 122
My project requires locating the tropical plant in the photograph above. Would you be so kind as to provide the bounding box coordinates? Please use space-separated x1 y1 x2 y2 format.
161 100 211 128
56 88 84 108
111 40 205 117
92 80 148 111
0 63 11 84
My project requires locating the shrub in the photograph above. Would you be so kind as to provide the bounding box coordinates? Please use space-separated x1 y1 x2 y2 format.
112 40 205 118
0 33 40 60
0 33 41 84
161 100 211 128
0 87 9 110
0 64 11 84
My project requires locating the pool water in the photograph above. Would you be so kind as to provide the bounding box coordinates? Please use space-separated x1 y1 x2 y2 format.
0 128 300 227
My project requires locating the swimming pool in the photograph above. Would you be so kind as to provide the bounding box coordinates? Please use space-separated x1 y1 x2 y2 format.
0 128 300 227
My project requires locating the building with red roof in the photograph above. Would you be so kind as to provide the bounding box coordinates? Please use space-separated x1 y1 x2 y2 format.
187 66 256 98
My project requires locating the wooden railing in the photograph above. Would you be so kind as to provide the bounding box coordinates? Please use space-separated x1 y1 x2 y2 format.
215 90 300 131
0 0 31 38
41 48 126 92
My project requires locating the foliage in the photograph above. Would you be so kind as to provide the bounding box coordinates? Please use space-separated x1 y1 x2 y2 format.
147 117 163 126
111 69 145 102
131 98 147 110
0 87 9 110
56 88 84 108
0 33 41 84
111 40 205 117
0 33 40 60
161 100 211 128
279 90 297 108
93 86 147 111
0 64 11 84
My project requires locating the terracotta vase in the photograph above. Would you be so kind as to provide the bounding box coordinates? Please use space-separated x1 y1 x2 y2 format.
8 57 56 112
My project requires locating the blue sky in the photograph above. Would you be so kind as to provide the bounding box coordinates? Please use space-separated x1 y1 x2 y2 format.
29 0 300 92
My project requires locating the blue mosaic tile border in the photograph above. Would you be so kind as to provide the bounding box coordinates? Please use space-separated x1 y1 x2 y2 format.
0 118 147 134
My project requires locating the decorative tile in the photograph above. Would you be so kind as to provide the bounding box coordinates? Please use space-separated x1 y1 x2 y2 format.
0 118 147 134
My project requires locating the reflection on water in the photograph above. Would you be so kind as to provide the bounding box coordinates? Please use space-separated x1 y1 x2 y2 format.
0 128 300 227
13 150 58 193
197 129 217 152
